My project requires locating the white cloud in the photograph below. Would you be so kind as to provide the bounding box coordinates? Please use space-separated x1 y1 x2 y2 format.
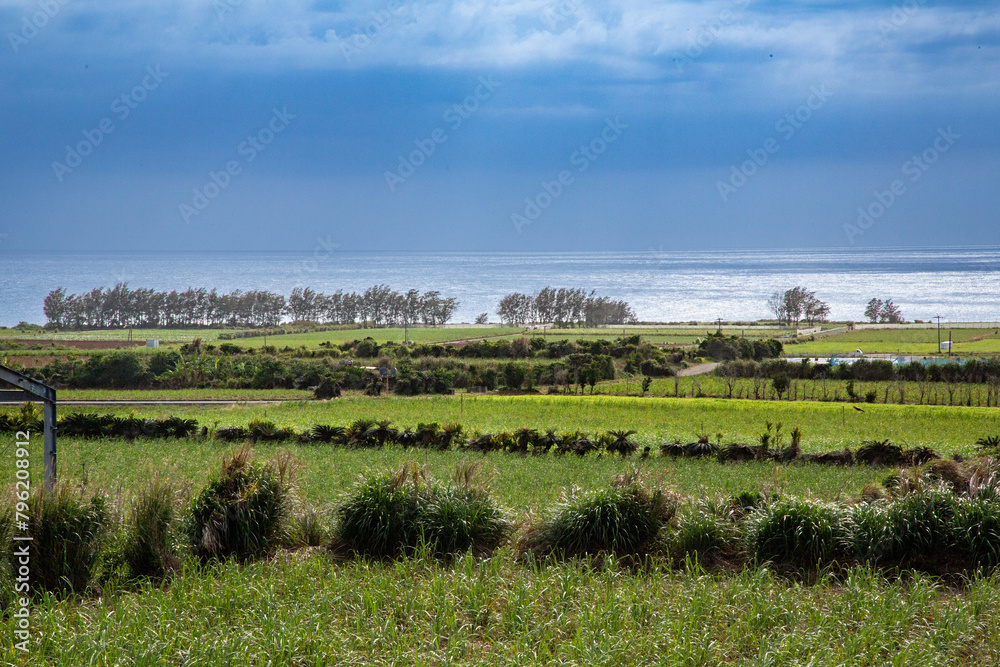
6 0 998 103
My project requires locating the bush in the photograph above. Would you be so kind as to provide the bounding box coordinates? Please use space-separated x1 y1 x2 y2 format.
331 462 508 560
954 498 1000 570
519 471 678 561
187 448 293 562
747 498 849 570
78 351 150 388
23 487 108 597
122 480 177 579
668 504 737 565
858 490 959 571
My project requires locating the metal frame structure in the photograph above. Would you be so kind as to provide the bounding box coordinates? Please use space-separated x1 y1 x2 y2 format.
0 365 56 490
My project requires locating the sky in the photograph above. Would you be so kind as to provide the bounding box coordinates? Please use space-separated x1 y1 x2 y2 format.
1 0 998 254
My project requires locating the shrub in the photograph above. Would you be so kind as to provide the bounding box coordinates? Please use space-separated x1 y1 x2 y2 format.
856 440 906 467
23 487 108 597
954 498 1000 570
668 504 738 565
187 448 293 562
519 471 678 561
874 490 960 571
122 479 177 580
747 498 849 570
331 462 508 559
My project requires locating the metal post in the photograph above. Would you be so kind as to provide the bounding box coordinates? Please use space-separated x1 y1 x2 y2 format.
43 396 56 491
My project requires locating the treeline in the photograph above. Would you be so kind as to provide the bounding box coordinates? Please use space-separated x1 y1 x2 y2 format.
715 358 1000 385
697 332 783 361
28 347 635 395
496 287 635 327
41 284 458 330
25 332 685 394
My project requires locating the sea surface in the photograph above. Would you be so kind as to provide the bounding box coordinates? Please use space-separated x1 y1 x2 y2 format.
1 247 999 327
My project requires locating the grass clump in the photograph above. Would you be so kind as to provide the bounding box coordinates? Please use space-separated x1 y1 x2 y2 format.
330 461 509 559
855 489 1000 573
667 502 739 566
747 497 849 571
22 486 108 597
121 479 178 579
187 447 293 562
519 470 678 561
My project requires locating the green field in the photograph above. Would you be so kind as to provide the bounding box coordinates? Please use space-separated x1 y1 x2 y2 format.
600 374 999 407
4 393 1000 665
8 552 999 666
59 388 312 401
0 326 524 349
787 328 1000 356
4 395 995 507
10 394 996 454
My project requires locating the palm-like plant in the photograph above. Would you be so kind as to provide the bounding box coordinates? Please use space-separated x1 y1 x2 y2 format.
605 430 639 457
310 424 346 444
976 435 1000 454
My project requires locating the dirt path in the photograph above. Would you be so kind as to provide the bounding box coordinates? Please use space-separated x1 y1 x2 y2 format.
676 362 719 376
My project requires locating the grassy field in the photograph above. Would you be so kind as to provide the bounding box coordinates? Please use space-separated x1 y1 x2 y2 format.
7 553 999 666
0 326 523 347
600 374 1000 407
787 328 1000 356
3 394 995 507
4 392 1000 665
10 394 996 453
58 388 312 401
518 326 790 346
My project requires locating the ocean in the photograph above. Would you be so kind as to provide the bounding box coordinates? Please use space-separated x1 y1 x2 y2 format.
2 247 998 327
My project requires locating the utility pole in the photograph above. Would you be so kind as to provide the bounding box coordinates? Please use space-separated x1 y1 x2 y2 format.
935 315 942 354
716 317 723 334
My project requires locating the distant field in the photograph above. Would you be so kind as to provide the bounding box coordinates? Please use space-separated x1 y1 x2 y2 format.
8 394 994 456
600 374 999 407
58 388 312 401
508 326 790 346
8 392 988 508
787 327 1000 356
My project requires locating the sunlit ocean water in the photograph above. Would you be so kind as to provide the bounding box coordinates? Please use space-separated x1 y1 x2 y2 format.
2 248 998 327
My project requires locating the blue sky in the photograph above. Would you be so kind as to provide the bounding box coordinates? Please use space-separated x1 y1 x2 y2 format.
1 0 998 253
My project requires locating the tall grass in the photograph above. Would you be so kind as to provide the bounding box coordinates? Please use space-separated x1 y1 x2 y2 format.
24 486 108 597
6 552 1000 666
186 447 293 562
331 461 509 559
747 497 850 570
519 470 678 561
121 479 177 579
